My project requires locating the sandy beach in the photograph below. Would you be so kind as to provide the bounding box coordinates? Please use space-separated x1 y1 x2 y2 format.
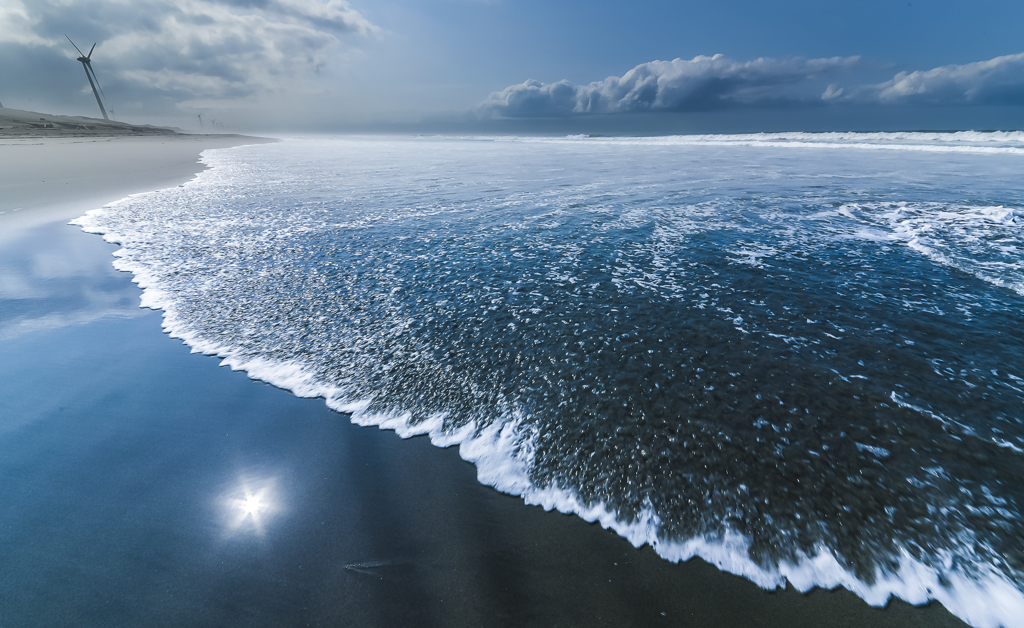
0 121 970 627
0 108 275 235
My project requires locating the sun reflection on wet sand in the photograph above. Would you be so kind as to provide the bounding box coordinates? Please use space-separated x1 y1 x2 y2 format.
224 478 279 536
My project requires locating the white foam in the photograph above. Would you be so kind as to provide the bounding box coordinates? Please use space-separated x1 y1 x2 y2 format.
70 139 1024 628
983 206 1022 225
74 230 1024 627
537 131 1024 155
877 202 1024 296
364 396 1024 628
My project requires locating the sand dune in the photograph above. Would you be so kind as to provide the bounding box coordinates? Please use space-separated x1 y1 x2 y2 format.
0 106 178 137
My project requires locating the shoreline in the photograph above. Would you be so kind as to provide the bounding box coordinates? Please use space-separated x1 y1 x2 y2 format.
0 136 969 627
0 132 276 237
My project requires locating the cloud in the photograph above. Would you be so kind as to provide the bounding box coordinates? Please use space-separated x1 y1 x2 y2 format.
0 0 378 106
862 52 1024 106
480 52 1024 119
479 54 861 117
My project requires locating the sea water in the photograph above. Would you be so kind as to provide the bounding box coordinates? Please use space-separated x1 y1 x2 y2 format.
74 134 1024 628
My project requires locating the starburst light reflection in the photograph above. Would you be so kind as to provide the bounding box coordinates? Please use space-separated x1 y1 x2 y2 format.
224 478 279 537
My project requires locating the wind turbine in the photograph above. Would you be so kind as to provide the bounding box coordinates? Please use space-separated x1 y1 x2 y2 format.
197 113 205 129
65 35 109 120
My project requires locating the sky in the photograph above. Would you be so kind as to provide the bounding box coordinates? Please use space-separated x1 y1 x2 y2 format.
1 0 1023 134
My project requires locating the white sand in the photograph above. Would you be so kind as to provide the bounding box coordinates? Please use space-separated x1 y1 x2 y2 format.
0 132 275 239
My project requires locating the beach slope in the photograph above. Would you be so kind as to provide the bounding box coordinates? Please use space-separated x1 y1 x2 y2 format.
1 108 275 234
0 125 970 628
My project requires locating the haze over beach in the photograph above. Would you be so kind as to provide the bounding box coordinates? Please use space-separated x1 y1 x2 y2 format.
1 1 1023 627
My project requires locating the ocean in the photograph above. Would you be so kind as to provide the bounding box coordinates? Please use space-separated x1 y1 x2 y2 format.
74 133 1024 628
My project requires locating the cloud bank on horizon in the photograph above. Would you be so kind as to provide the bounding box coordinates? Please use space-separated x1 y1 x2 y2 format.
479 52 1024 118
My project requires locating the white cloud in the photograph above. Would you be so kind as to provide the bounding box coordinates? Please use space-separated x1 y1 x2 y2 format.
0 1 50 46
480 54 861 117
1 0 378 104
481 52 1024 118
867 52 1024 105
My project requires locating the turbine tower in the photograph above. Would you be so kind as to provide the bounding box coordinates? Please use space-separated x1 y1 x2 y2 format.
66 35 109 120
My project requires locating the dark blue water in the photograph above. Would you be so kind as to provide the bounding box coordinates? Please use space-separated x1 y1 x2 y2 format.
75 135 1024 627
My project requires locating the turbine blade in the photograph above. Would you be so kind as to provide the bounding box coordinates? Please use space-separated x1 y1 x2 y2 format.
65 34 85 57
89 64 113 119
80 61 109 120
86 63 107 99
88 43 96 59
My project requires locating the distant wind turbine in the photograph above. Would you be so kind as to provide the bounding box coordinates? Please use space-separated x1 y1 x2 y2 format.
65 35 109 120
197 113 205 129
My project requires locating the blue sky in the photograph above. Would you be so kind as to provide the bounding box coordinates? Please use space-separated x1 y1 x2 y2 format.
1 0 1023 132
381 0 1018 84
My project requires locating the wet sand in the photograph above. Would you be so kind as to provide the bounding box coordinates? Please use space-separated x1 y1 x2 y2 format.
0 130 969 627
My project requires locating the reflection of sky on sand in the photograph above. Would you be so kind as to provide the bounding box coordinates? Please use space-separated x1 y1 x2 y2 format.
0 220 143 340
0 204 971 627
223 477 281 537
0 306 966 627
